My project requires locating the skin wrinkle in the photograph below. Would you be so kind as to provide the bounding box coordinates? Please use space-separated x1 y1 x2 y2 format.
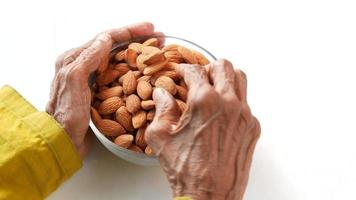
176 111 221 198
145 59 260 200
48 22 260 199
226 129 244 199
46 23 157 158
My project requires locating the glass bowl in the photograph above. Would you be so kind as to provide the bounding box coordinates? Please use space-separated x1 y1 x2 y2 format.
90 36 216 167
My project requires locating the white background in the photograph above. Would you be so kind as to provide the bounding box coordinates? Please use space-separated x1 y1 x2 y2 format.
1 0 356 199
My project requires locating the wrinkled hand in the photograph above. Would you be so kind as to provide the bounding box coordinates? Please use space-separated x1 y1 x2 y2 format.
46 22 158 158
145 59 261 200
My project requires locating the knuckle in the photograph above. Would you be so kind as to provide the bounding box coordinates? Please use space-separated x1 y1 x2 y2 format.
235 69 248 81
217 58 233 69
225 96 241 115
67 68 83 82
240 102 253 124
144 122 163 144
251 117 261 138
55 55 64 69
192 85 218 106
185 64 208 77
191 86 224 115
78 47 98 64
58 67 82 83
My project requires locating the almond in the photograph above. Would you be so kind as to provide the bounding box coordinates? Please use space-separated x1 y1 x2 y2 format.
145 146 155 157
98 86 109 92
115 106 133 131
95 119 125 137
91 107 102 123
150 70 179 85
132 110 147 129
92 100 101 109
141 100 155 110
142 38 158 47
143 50 165 65
128 144 144 153
96 86 123 100
162 44 179 52
114 63 130 75
165 62 178 71
96 69 122 86
136 54 148 72
137 75 151 82
133 70 142 79
102 115 112 120
114 134 134 148
176 85 188 101
135 126 147 150
147 109 155 121
128 42 143 53
137 81 153 100
98 96 124 115
111 81 121 87
126 94 141 113
115 50 126 61
126 48 138 69
118 73 126 85
164 51 183 63
141 46 160 55
122 71 137 95
178 46 198 64
191 49 210 65
154 76 177 95
143 59 168 75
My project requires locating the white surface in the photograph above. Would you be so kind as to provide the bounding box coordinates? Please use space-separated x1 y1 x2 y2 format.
1 0 356 199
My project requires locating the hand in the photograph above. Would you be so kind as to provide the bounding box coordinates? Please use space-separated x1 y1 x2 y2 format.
145 59 261 200
46 22 160 158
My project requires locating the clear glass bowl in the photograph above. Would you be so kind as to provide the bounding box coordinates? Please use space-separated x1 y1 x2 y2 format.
90 36 216 167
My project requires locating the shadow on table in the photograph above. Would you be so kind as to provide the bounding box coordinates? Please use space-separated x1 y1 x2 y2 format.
49 134 295 200
48 135 171 200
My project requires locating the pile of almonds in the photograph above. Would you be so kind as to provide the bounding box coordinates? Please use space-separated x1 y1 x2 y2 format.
90 37 210 156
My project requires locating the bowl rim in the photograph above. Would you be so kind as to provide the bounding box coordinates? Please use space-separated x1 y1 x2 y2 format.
90 35 216 161
111 35 217 61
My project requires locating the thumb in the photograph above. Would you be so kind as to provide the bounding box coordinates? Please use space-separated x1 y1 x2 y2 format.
153 88 181 123
145 88 180 151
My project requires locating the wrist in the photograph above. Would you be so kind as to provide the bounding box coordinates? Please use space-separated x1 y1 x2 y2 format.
46 109 88 158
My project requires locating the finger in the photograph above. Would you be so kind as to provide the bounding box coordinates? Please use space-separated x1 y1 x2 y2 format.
206 59 236 96
57 22 155 73
55 39 95 74
96 22 155 73
151 31 165 48
105 22 155 44
153 88 181 123
145 88 180 151
176 64 210 90
234 69 248 102
73 33 112 75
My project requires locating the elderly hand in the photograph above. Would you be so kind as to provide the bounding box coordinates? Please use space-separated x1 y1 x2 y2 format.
46 22 159 158
145 59 261 200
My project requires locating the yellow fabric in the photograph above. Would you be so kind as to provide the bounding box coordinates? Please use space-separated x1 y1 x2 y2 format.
174 197 193 200
0 85 82 200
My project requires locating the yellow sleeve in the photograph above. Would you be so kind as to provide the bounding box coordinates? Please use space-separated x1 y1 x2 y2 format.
174 197 193 200
0 85 82 200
